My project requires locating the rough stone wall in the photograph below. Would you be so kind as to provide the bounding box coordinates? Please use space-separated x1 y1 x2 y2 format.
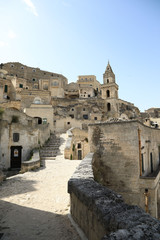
2 62 67 84
25 104 53 132
68 154 160 240
88 120 160 217
20 89 51 108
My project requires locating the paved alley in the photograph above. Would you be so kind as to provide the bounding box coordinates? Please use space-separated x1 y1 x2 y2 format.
0 133 81 240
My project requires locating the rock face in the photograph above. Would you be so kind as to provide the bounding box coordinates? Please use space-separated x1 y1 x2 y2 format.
68 154 160 240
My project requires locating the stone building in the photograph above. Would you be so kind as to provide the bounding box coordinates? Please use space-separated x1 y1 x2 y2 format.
64 128 89 160
0 108 50 169
89 119 160 218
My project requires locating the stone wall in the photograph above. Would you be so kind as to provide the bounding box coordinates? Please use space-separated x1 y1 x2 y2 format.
21 149 40 173
88 120 160 218
68 153 160 240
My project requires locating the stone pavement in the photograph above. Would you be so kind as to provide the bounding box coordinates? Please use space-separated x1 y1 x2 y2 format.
0 133 81 240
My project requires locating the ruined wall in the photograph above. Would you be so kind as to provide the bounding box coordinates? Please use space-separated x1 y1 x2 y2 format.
68 154 160 240
88 120 160 217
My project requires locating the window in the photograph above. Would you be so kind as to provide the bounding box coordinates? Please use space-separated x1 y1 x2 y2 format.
21 66 24 69
32 78 36 82
83 114 88 119
67 122 70 125
78 143 81 149
33 84 38 89
81 78 83 80
83 108 85 111
85 78 87 80
107 79 109 83
94 117 97 120
10 64 14 68
4 85 8 93
13 133 19 142
51 81 59 86
32 69 36 72
42 118 47 124
107 103 111 111
43 84 48 90
88 95 90 97
69 114 74 119
44 72 46 75
19 84 23 88
107 90 110 98
71 108 74 111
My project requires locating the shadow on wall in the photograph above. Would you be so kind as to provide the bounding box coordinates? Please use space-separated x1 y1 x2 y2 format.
0 200 80 240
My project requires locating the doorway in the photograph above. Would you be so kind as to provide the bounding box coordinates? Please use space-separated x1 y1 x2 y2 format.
10 146 22 168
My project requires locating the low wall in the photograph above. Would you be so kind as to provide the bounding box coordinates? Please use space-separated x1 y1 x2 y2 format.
21 150 40 173
0 170 6 183
68 153 160 240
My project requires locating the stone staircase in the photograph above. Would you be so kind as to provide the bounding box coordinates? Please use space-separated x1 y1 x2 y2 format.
40 134 61 160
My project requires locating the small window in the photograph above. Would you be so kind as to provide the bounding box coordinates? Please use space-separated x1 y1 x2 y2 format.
42 118 47 124
13 133 19 142
78 143 81 149
26 86 29 89
81 78 83 80
107 79 109 83
21 66 24 69
32 69 36 72
85 78 87 80
69 114 74 119
44 72 46 75
83 108 85 111
4 85 8 93
107 103 111 111
33 84 38 89
94 117 97 120
71 108 74 111
88 95 90 97
67 122 70 125
32 78 36 81
19 84 23 88
83 114 88 120
107 90 110 98
10 64 14 68
10 74 14 76
43 84 48 90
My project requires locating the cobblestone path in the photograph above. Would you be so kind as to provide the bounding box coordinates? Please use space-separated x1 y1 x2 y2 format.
0 133 81 240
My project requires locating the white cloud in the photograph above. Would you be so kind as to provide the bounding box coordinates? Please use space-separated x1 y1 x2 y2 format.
8 30 16 39
23 0 38 16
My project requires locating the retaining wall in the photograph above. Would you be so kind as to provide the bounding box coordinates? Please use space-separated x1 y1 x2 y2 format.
21 150 40 173
68 153 160 240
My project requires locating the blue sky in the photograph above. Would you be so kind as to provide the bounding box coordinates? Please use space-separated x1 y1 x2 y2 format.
0 0 160 111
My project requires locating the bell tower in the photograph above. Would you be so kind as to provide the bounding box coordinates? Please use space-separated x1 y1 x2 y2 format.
101 61 119 100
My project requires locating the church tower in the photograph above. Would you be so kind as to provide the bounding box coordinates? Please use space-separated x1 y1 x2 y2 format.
101 62 119 116
101 61 119 100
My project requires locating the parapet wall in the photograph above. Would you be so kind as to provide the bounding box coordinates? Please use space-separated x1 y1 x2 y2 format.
68 153 160 240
